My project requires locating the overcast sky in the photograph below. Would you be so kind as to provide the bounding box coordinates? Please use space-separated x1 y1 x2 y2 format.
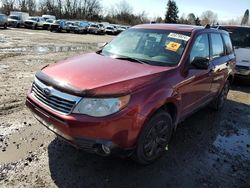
102 0 249 21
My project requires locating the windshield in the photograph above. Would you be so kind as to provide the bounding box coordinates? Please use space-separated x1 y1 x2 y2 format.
220 26 250 48
46 19 54 23
106 27 114 30
79 22 88 27
101 28 191 66
9 16 20 20
29 17 38 21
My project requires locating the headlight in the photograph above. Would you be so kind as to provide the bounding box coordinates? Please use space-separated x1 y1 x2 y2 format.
72 95 130 117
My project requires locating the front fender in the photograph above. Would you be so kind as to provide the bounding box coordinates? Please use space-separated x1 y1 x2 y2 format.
134 86 181 129
127 86 180 146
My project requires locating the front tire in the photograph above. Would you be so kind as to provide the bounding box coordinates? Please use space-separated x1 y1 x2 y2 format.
133 110 173 165
32 24 37 30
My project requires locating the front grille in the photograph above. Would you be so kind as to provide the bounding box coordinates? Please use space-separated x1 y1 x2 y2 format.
31 78 81 115
51 25 59 29
25 22 33 25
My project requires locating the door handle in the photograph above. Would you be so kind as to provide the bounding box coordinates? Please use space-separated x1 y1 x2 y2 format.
209 68 214 74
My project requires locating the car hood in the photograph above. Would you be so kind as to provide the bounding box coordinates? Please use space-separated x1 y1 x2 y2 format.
36 53 173 96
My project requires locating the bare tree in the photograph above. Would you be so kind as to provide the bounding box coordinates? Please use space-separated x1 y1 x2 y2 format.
18 0 27 12
187 13 196 25
200 10 218 25
0 0 17 14
115 0 133 15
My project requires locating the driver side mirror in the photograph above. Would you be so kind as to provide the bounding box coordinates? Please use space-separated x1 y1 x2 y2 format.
191 57 209 69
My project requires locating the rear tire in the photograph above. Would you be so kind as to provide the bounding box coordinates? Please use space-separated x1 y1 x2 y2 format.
4 23 7 29
133 110 173 165
210 80 230 110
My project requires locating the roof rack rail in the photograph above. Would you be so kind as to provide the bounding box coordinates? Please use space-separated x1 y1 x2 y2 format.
205 24 210 29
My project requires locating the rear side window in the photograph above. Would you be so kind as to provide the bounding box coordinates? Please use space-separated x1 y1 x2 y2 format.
190 34 209 62
210 33 224 59
222 34 233 54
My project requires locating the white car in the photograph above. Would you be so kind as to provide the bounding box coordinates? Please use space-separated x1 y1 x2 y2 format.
42 15 56 21
24 17 46 29
217 26 250 78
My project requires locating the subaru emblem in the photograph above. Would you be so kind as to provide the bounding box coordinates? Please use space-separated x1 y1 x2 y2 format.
43 88 51 96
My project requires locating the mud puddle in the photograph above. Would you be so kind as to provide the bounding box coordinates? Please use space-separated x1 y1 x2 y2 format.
214 128 250 160
0 123 52 164
0 44 99 55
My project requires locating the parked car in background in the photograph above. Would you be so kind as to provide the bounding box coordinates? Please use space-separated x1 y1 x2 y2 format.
65 21 75 33
0 14 8 29
105 25 117 35
26 24 235 164
216 25 250 78
87 23 105 34
117 25 128 34
50 20 67 32
8 11 29 27
42 15 56 21
110 24 119 34
67 21 89 34
42 19 55 30
24 17 46 29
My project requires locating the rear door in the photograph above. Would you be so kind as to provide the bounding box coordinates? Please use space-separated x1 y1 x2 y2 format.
209 33 231 95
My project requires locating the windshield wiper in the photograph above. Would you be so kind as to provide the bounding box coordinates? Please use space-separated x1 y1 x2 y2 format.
114 56 148 64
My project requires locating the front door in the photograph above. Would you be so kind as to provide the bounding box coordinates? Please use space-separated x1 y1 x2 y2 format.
177 33 214 117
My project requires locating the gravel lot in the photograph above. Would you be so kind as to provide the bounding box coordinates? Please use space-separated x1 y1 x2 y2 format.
0 28 249 188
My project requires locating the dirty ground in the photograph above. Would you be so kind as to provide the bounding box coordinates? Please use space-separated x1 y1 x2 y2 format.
0 28 250 188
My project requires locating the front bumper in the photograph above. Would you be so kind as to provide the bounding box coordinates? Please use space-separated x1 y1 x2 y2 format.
26 96 138 156
235 65 250 77
24 22 35 28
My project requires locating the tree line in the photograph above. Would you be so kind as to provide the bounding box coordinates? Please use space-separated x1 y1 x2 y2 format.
0 0 248 26
0 0 149 25
164 0 249 26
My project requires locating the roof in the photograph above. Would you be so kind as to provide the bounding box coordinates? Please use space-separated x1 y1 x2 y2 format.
133 24 204 32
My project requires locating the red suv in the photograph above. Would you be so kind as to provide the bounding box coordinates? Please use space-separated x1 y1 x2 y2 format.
26 24 235 164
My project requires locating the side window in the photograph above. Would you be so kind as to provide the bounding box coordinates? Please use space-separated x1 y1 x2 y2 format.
222 34 233 54
211 33 224 58
190 34 209 62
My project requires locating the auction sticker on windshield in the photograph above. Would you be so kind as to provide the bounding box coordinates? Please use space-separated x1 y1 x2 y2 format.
168 33 190 41
166 42 181 52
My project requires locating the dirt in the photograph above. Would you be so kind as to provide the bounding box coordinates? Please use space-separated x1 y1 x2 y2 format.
0 28 250 188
